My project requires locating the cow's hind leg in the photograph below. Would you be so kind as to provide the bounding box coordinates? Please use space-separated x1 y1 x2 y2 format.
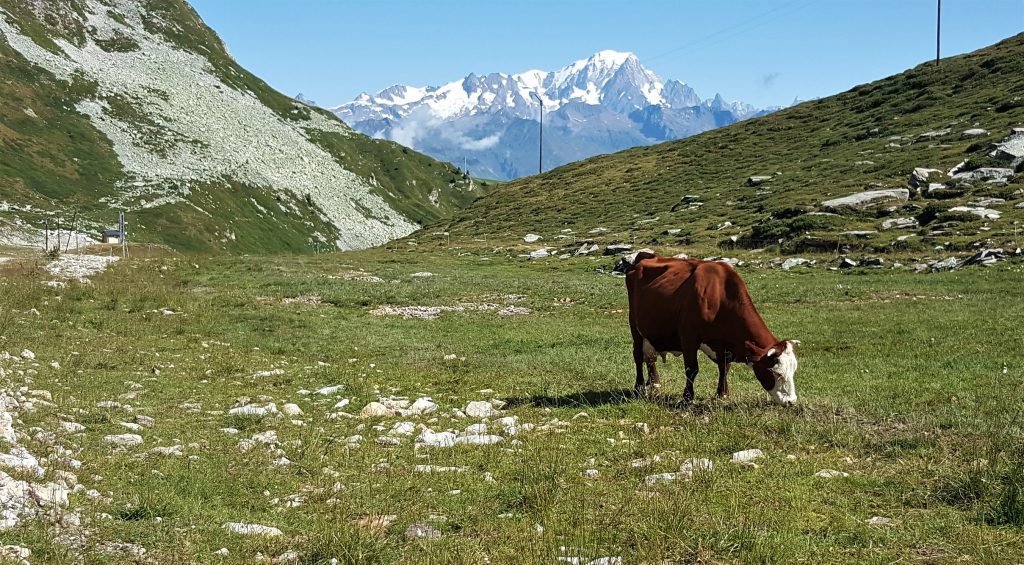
682 347 699 403
642 339 662 392
632 336 646 393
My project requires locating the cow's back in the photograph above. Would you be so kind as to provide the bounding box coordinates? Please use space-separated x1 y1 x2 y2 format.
626 258 753 350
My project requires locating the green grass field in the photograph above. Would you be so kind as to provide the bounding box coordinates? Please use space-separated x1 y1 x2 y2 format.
1 249 1022 563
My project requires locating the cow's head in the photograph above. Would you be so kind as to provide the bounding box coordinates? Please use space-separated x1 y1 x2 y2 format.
750 340 800 406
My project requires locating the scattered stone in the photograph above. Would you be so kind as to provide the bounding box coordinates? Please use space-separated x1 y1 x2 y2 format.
414 465 466 474
867 516 893 526
253 368 284 378
862 257 885 267
149 445 183 457
410 272 434 278
731 449 764 464
961 128 988 137
523 234 542 243
222 522 282 536
583 469 599 478
416 430 457 448
360 402 392 418
376 436 401 447
575 243 600 256
404 523 441 540
603 244 632 256
228 403 278 417
214 548 230 556
529 248 551 260
746 175 772 186
314 385 343 396
814 469 849 478
281 403 303 417
409 397 438 414
838 257 858 269
465 401 500 418
931 257 960 272
18 350 34 361
781 258 810 270
103 434 143 449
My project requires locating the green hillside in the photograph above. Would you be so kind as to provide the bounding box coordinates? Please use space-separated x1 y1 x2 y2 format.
0 0 483 253
430 34 1024 255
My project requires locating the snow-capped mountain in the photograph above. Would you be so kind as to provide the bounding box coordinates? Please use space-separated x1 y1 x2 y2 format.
332 50 778 180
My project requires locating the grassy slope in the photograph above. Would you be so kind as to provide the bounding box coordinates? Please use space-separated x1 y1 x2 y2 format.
0 251 1022 562
433 34 1024 255
0 0 483 253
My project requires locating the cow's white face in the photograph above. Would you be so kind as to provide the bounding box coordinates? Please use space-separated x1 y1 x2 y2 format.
765 341 799 406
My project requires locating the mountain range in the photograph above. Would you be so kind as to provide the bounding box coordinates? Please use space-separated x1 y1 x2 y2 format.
332 50 779 180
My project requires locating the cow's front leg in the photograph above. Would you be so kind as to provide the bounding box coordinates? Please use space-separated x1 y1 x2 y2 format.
715 364 731 399
682 348 699 402
716 351 731 399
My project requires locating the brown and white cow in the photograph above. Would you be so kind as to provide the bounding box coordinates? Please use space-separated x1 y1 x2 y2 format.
617 252 800 406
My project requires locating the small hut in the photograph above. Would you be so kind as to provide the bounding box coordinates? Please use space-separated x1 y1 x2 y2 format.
101 229 123 244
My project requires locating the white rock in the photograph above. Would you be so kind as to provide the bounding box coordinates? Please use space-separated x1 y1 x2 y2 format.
281 403 303 416
119 422 143 431
410 271 434 278
376 436 401 446
523 234 542 243
222 522 282 536
228 403 278 417
360 402 392 418
814 469 849 478
414 464 466 473
253 368 284 378
0 413 15 444
866 516 893 526
214 548 230 556
583 469 599 478
409 397 438 414
103 434 143 449
465 401 499 418
390 422 416 436
333 398 351 410
731 449 764 464
822 189 909 209
416 430 457 448
455 434 502 446
252 430 278 444
18 350 34 361
149 445 183 457
314 385 343 396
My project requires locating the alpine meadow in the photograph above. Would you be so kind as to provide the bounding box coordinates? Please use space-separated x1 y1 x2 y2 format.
0 1 1023 564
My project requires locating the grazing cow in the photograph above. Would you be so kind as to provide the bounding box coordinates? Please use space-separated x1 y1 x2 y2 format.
617 252 800 406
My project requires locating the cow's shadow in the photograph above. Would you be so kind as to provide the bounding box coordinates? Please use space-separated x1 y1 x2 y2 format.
504 388 734 414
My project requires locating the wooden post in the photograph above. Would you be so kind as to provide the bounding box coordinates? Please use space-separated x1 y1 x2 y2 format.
936 0 941 65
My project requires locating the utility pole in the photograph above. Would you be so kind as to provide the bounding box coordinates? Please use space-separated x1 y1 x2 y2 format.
936 0 941 65
529 91 544 174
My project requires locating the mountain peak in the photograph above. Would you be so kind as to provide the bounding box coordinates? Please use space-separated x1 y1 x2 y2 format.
589 49 635 68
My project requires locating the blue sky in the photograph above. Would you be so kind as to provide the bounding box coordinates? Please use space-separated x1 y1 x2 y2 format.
189 0 1024 109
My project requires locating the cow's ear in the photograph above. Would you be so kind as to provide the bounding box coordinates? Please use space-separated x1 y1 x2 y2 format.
764 347 778 358
786 339 800 351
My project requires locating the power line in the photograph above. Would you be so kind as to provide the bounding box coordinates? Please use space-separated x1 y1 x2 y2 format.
644 0 818 64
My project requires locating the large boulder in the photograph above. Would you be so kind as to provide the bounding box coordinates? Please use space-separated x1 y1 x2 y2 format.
881 217 918 230
746 175 772 186
948 206 1001 220
952 168 1013 183
992 129 1024 162
909 168 942 189
822 189 909 209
